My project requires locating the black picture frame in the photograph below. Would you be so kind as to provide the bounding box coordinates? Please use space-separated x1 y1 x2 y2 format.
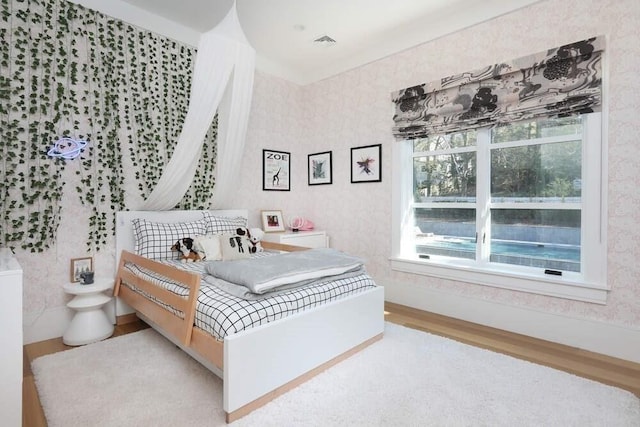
262 149 291 191
308 151 333 185
351 144 381 183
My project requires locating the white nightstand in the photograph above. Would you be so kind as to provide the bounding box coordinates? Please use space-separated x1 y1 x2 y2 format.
63 278 114 346
262 230 329 248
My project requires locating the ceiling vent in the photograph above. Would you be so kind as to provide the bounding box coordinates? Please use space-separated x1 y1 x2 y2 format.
313 35 336 46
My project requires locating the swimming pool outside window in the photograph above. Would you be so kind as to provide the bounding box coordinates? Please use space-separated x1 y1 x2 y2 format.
392 114 608 303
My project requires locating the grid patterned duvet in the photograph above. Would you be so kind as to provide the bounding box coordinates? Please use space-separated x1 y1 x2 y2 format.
122 253 377 340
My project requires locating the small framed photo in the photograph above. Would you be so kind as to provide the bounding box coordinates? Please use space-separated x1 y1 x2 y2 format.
261 210 285 232
70 256 93 283
351 144 382 183
263 149 291 191
308 151 332 185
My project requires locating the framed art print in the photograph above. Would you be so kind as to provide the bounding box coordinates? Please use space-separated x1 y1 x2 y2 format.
70 256 93 283
261 210 285 232
351 144 381 183
308 151 332 185
263 149 290 191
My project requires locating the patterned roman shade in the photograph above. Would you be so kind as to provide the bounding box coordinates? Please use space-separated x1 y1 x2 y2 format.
391 36 604 140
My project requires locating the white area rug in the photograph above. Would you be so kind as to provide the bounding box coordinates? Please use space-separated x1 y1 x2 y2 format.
32 323 639 426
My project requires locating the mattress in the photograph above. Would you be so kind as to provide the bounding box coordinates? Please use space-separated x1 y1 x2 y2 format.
121 252 377 340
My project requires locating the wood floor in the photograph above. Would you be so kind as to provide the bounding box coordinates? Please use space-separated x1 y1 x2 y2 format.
384 302 640 397
23 303 639 426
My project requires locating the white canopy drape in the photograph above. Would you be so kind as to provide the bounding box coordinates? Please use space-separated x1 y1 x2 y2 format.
141 3 255 210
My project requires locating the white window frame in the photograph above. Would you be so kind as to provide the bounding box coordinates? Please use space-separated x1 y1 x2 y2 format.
391 113 609 304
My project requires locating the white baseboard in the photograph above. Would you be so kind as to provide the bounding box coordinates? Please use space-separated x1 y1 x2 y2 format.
23 300 117 345
383 279 640 364
116 297 135 316
23 306 73 345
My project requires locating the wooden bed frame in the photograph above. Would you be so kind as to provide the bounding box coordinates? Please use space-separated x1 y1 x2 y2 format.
113 210 385 422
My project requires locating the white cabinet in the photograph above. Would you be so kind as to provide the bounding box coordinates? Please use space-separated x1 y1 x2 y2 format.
0 250 22 426
262 230 329 249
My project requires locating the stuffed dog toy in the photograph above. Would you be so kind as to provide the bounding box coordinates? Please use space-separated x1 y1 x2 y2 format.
248 228 264 253
171 237 202 262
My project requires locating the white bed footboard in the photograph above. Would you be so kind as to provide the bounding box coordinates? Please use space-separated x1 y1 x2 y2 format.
223 285 385 420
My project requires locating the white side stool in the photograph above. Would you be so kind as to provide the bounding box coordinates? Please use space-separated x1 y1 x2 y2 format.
63 278 114 346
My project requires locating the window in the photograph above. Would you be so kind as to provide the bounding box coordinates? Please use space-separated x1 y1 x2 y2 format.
391 113 608 303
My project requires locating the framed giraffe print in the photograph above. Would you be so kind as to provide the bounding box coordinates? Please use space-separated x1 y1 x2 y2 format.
263 149 290 191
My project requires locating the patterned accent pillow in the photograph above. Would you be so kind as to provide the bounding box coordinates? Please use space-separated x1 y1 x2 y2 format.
219 233 251 260
202 211 248 235
132 218 208 260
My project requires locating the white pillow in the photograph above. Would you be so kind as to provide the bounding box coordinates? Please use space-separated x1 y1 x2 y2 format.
194 235 222 261
132 218 207 260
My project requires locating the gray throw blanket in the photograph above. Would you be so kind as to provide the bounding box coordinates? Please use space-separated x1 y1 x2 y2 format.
202 267 367 301
204 248 364 294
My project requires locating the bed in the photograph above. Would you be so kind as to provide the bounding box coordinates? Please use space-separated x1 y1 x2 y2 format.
113 209 385 422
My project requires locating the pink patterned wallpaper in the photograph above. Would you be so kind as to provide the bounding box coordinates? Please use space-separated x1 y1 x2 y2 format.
236 0 640 328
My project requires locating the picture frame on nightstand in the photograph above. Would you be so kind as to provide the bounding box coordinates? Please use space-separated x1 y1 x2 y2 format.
261 210 285 232
70 256 93 283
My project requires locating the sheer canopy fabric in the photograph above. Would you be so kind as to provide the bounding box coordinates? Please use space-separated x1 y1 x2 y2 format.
210 47 255 209
141 3 254 210
391 36 604 140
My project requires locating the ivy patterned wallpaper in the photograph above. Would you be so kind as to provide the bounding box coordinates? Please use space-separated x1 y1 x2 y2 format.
0 0 217 254
0 0 216 322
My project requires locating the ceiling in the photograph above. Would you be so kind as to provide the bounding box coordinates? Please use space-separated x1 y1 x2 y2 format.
118 0 543 85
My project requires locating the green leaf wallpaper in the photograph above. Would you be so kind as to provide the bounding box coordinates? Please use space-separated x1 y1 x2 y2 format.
0 0 217 252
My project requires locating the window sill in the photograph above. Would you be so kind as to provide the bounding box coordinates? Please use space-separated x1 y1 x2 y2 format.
390 256 609 304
